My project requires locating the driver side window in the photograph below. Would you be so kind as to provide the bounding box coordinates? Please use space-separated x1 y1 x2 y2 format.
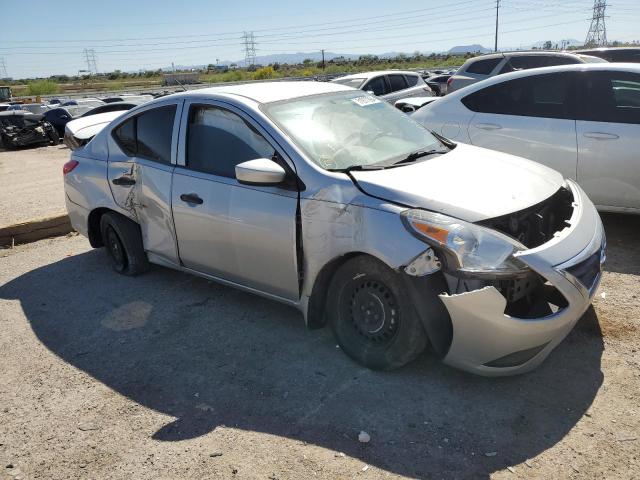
186 105 275 178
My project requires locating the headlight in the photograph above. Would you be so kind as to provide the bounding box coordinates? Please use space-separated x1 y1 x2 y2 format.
401 209 528 277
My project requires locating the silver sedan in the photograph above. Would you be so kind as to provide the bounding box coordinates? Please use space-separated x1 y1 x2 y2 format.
63 81 605 376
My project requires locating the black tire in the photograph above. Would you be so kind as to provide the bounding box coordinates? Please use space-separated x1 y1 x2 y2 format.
327 255 428 370
99 212 149 276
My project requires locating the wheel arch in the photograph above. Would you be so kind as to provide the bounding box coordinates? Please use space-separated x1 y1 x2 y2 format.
87 207 135 248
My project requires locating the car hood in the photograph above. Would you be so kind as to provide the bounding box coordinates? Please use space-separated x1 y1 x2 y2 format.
65 110 124 139
350 143 565 222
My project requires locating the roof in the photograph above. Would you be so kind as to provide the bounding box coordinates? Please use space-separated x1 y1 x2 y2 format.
183 81 352 104
333 70 422 81
467 51 594 61
445 62 640 98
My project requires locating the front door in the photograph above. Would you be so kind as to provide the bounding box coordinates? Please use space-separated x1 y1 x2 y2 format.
576 70 640 210
171 102 300 300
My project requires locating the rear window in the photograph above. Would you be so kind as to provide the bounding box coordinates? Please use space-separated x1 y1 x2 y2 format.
404 74 420 86
465 58 502 75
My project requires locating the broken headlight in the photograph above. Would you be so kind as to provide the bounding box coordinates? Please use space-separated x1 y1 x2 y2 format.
401 209 529 277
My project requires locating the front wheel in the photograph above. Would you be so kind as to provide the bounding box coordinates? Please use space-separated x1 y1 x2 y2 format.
327 256 428 370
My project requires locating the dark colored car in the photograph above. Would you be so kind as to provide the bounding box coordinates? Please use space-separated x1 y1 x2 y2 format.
0 112 58 149
79 101 140 118
575 47 640 63
43 105 98 139
425 74 452 96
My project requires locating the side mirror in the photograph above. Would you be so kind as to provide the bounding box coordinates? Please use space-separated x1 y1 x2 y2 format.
235 158 286 186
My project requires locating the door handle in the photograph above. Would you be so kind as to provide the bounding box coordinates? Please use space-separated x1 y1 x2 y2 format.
474 123 502 130
180 193 203 205
583 132 619 140
112 176 136 186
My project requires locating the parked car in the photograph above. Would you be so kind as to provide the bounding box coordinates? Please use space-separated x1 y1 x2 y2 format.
63 81 605 376
425 74 451 96
0 111 58 149
61 98 104 108
63 110 125 150
331 70 433 103
7 103 52 114
79 101 143 118
413 63 640 213
101 94 153 104
447 51 606 93
0 103 10 112
43 105 99 139
394 96 439 113
575 47 640 63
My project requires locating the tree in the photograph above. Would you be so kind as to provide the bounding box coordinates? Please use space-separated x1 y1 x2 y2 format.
543 40 553 50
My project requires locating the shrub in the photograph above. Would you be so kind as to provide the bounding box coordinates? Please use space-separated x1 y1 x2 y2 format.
252 66 276 80
25 80 59 95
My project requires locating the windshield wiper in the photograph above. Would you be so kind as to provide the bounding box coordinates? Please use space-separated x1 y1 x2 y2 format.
392 149 448 166
328 164 387 172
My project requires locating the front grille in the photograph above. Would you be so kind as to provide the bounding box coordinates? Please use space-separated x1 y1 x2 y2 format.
564 251 602 291
479 187 574 248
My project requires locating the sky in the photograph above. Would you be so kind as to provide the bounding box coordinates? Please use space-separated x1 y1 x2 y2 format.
1 0 638 79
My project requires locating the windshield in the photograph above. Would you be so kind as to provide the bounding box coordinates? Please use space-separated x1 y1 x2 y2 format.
263 91 443 171
332 77 366 89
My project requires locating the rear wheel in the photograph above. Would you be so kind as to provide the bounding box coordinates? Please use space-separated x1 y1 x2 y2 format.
328 256 428 370
99 212 149 276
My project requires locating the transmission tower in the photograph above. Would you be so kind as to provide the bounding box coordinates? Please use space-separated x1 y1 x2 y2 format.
242 31 257 67
0 58 7 79
585 0 607 47
83 48 98 75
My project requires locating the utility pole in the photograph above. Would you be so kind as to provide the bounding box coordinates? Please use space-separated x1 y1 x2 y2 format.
242 31 257 67
494 0 500 52
0 58 7 79
585 0 608 47
82 49 98 75
321 49 325 71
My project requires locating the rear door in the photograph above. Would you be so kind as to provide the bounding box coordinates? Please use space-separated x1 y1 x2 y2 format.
171 101 300 300
108 102 181 265
465 72 578 180
575 70 640 210
381 74 409 103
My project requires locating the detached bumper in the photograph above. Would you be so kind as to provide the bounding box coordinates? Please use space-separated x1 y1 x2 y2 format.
440 180 605 376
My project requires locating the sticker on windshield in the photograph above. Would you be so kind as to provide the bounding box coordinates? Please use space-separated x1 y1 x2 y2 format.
351 96 380 107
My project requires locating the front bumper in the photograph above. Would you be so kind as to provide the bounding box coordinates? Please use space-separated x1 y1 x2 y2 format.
439 180 605 376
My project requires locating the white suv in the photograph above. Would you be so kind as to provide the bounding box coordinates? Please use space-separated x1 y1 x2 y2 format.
447 51 606 93
332 70 433 103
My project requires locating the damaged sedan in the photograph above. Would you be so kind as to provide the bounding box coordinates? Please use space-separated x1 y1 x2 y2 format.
63 82 605 376
0 111 58 149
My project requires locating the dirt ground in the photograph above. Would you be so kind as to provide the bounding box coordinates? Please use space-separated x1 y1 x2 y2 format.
0 213 639 480
0 145 69 228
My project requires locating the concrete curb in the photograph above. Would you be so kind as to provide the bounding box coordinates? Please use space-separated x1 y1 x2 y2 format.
0 214 72 247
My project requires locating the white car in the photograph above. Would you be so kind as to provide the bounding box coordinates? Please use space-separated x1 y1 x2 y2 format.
332 70 433 103
447 51 606 94
413 63 640 213
63 110 126 150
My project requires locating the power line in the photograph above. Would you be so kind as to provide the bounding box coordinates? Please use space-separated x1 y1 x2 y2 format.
585 0 607 47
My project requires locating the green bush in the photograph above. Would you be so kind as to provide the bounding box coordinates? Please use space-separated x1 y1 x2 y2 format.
26 80 59 95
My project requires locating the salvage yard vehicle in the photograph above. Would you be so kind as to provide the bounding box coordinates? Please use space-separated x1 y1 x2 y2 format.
0 111 58 149
63 110 125 150
332 70 433 103
63 82 605 376
414 63 640 213
447 51 606 93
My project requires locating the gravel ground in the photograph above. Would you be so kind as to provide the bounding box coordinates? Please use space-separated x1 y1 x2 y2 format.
0 213 638 479
0 145 69 228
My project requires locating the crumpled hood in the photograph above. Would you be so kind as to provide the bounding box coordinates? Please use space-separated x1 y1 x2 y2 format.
350 143 565 222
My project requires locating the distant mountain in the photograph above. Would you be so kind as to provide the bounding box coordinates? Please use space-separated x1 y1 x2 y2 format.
448 44 491 54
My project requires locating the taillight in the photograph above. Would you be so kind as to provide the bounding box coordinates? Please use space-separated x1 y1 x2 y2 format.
447 77 454 86
63 160 79 175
